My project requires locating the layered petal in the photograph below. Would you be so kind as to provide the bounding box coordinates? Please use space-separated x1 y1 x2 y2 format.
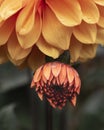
42 5 72 50
31 62 81 109
0 0 26 22
69 36 98 62
16 0 42 48
46 0 82 26
8 57 26 66
73 21 97 43
69 36 82 62
96 26 104 45
59 64 67 85
7 31 32 60
51 62 61 77
94 0 104 5
78 0 99 23
42 63 51 80
78 44 98 62
97 5 104 28
0 16 16 45
36 36 63 59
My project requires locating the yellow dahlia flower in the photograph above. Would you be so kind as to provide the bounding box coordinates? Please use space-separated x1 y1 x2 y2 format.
0 0 104 69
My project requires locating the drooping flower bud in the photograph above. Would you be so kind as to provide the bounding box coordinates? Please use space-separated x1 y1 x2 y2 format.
31 62 81 109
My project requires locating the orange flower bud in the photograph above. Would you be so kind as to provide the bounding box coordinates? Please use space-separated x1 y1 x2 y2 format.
31 62 81 109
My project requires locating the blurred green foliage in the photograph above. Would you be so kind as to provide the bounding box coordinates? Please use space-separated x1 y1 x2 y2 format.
0 53 104 130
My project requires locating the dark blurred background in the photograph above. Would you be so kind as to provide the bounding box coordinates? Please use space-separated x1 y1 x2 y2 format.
0 46 104 130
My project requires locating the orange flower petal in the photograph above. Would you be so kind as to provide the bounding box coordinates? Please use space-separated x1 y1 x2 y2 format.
69 36 82 62
97 5 104 28
0 0 26 22
78 44 98 62
74 75 81 89
51 62 61 77
42 74 47 83
0 0 3 5
94 0 104 5
47 98 56 108
33 65 43 82
37 92 43 100
0 16 16 45
70 96 77 106
66 66 74 83
27 46 45 70
96 26 104 45
73 21 97 43
78 0 99 23
7 31 32 60
46 0 82 26
7 56 26 66
42 5 72 50
36 36 63 59
43 63 51 80
59 64 67 85
16 1 42 48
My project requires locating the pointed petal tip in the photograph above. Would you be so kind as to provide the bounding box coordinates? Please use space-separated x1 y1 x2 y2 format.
47 99 56 108
51 62 61 77
76 86 81 95
30 80 35 88
38 93 43 100
43 63 51 80
33 66 43 82
71 96 77 107
67 66 74 83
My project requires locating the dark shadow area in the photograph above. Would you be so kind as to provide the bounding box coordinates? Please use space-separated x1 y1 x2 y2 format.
0 46 104 130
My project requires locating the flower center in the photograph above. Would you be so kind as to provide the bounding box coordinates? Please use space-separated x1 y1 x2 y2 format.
53 85 63 93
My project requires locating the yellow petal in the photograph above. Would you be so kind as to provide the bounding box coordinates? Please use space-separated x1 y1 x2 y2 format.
69 36 82 62
16 0 35 34
96 26 104 45
0 45 8 64
94 0 104 5
7 31 32 60
73 21 97 43
8 57 26 66
46 0 82 26
78 0 99 23
42 5 72 50
69 36 98 62
27 46 45 70
6 47 24 66
97 5 104 28
78 44 98 62
0 0 26 22
16 1 41 48
36 36 63 59
0 16 16 45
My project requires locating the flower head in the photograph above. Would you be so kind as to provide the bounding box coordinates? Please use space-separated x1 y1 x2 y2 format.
31 62 81 109
0 0 104 69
